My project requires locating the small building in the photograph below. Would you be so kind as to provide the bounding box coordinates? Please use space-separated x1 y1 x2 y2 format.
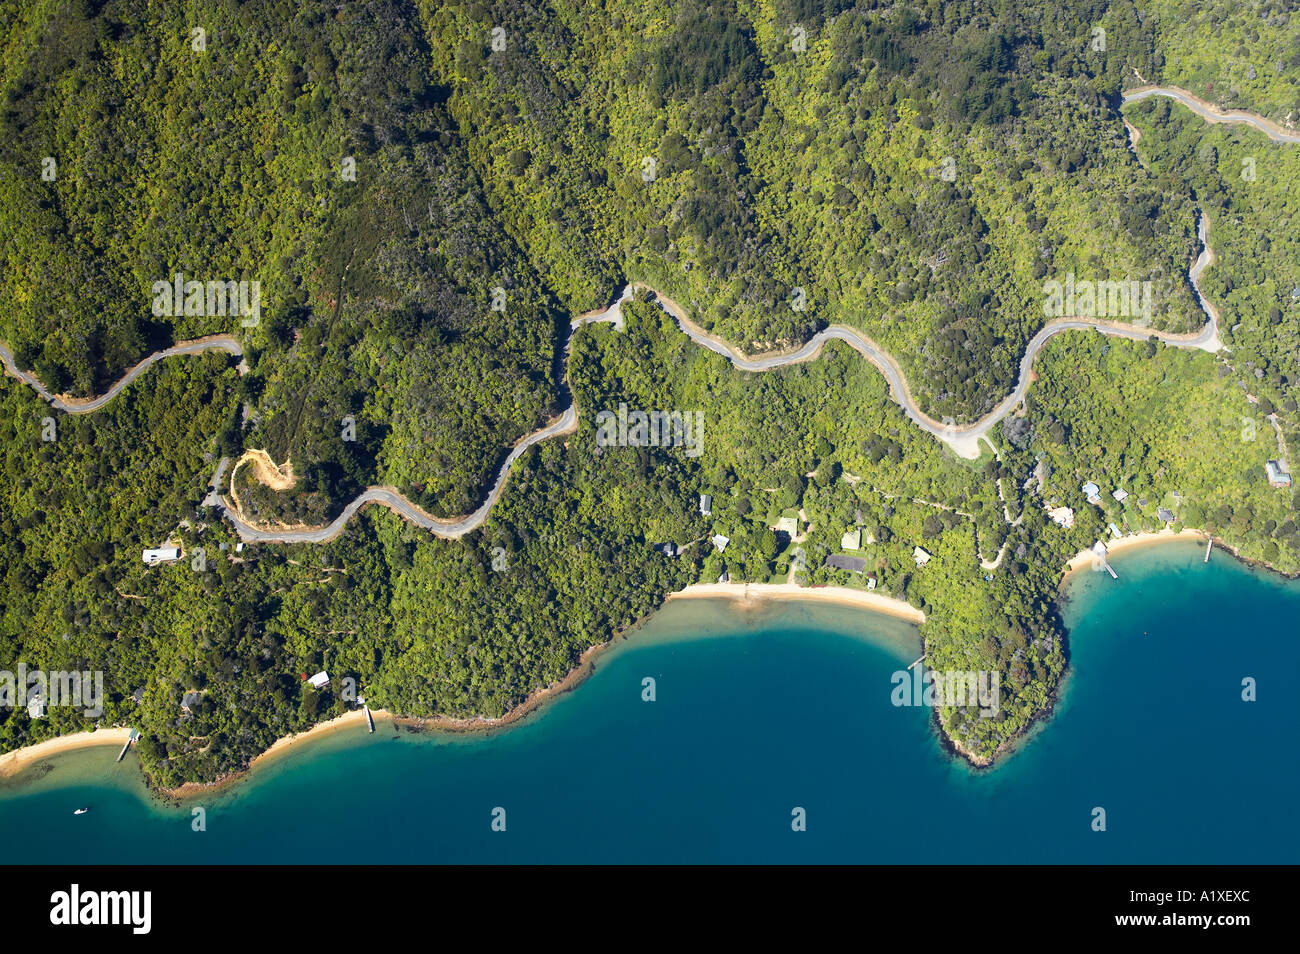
711 534 730 553
840 529 862 550
913 546 932 567
27 692 45 720
1082 480 1103 505
1291 286 1300 301
307 671 330 690
1157 507 1176 523
718 571 729 583
1112 488 1129 503
180 690 204 712
699 494 713 516
1108 522 1123 538
866 575 878 590
654 542 677 558
1265 460 1292 488
1046 505 1075 528
825 553 867 574
1092 540 1108 558
775 515 799 536
142 546 181 565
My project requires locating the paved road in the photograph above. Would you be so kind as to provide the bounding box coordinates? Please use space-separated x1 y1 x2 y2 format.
0 336 244 413
221 302 621 542
643 210 1220 459
226 211 1221 543
5 86 1288 543
1122 85 1300 145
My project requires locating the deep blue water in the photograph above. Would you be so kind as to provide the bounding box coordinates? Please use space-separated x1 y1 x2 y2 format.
1 541 1296 862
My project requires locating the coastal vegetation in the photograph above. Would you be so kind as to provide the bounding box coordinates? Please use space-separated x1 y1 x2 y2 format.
1 0 1298 782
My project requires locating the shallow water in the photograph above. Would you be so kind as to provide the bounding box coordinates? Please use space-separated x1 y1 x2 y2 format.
1 542 1295 863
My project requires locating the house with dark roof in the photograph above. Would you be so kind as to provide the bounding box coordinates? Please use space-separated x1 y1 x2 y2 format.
825 554 867 574
1157 507 1176 523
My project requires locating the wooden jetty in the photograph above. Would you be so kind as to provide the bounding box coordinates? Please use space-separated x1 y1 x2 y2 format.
116 729 140 762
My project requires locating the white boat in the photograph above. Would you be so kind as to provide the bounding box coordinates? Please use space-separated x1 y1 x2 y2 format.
73 807 89 815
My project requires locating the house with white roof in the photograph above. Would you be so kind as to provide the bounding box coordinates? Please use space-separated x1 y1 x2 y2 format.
142 546 181 565
913 546 932 567
308 671 330 689
1046 505 1075 528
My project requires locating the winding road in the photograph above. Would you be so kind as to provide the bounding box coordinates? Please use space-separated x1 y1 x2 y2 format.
1122 85 1300 145
1 86 1291 545
0 335 245 413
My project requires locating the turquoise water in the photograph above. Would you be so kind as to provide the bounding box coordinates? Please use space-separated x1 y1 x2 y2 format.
1 541 1296 862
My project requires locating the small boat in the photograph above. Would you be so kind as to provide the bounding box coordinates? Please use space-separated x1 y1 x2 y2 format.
73 807 90 815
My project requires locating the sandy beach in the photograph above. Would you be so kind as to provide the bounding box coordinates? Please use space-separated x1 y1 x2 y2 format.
669 580 926 624
160 638 623 798
0 582 923 796
1063 528 1207 579
0 532 1243 791
0 726 135 779
158 708 393 799
247 708 382 766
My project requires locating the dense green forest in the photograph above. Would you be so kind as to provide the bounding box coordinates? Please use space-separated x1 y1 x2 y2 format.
1 0 1298 783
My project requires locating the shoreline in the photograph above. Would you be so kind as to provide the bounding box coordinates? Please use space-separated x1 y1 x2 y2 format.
0 582 922 798
1 532 1288 794
0 727 135 780
952 527 1291 770
1061 527 1299 584
668 581 926 625
156 636 621 800
160 708 386 800
1061 528 1207 581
